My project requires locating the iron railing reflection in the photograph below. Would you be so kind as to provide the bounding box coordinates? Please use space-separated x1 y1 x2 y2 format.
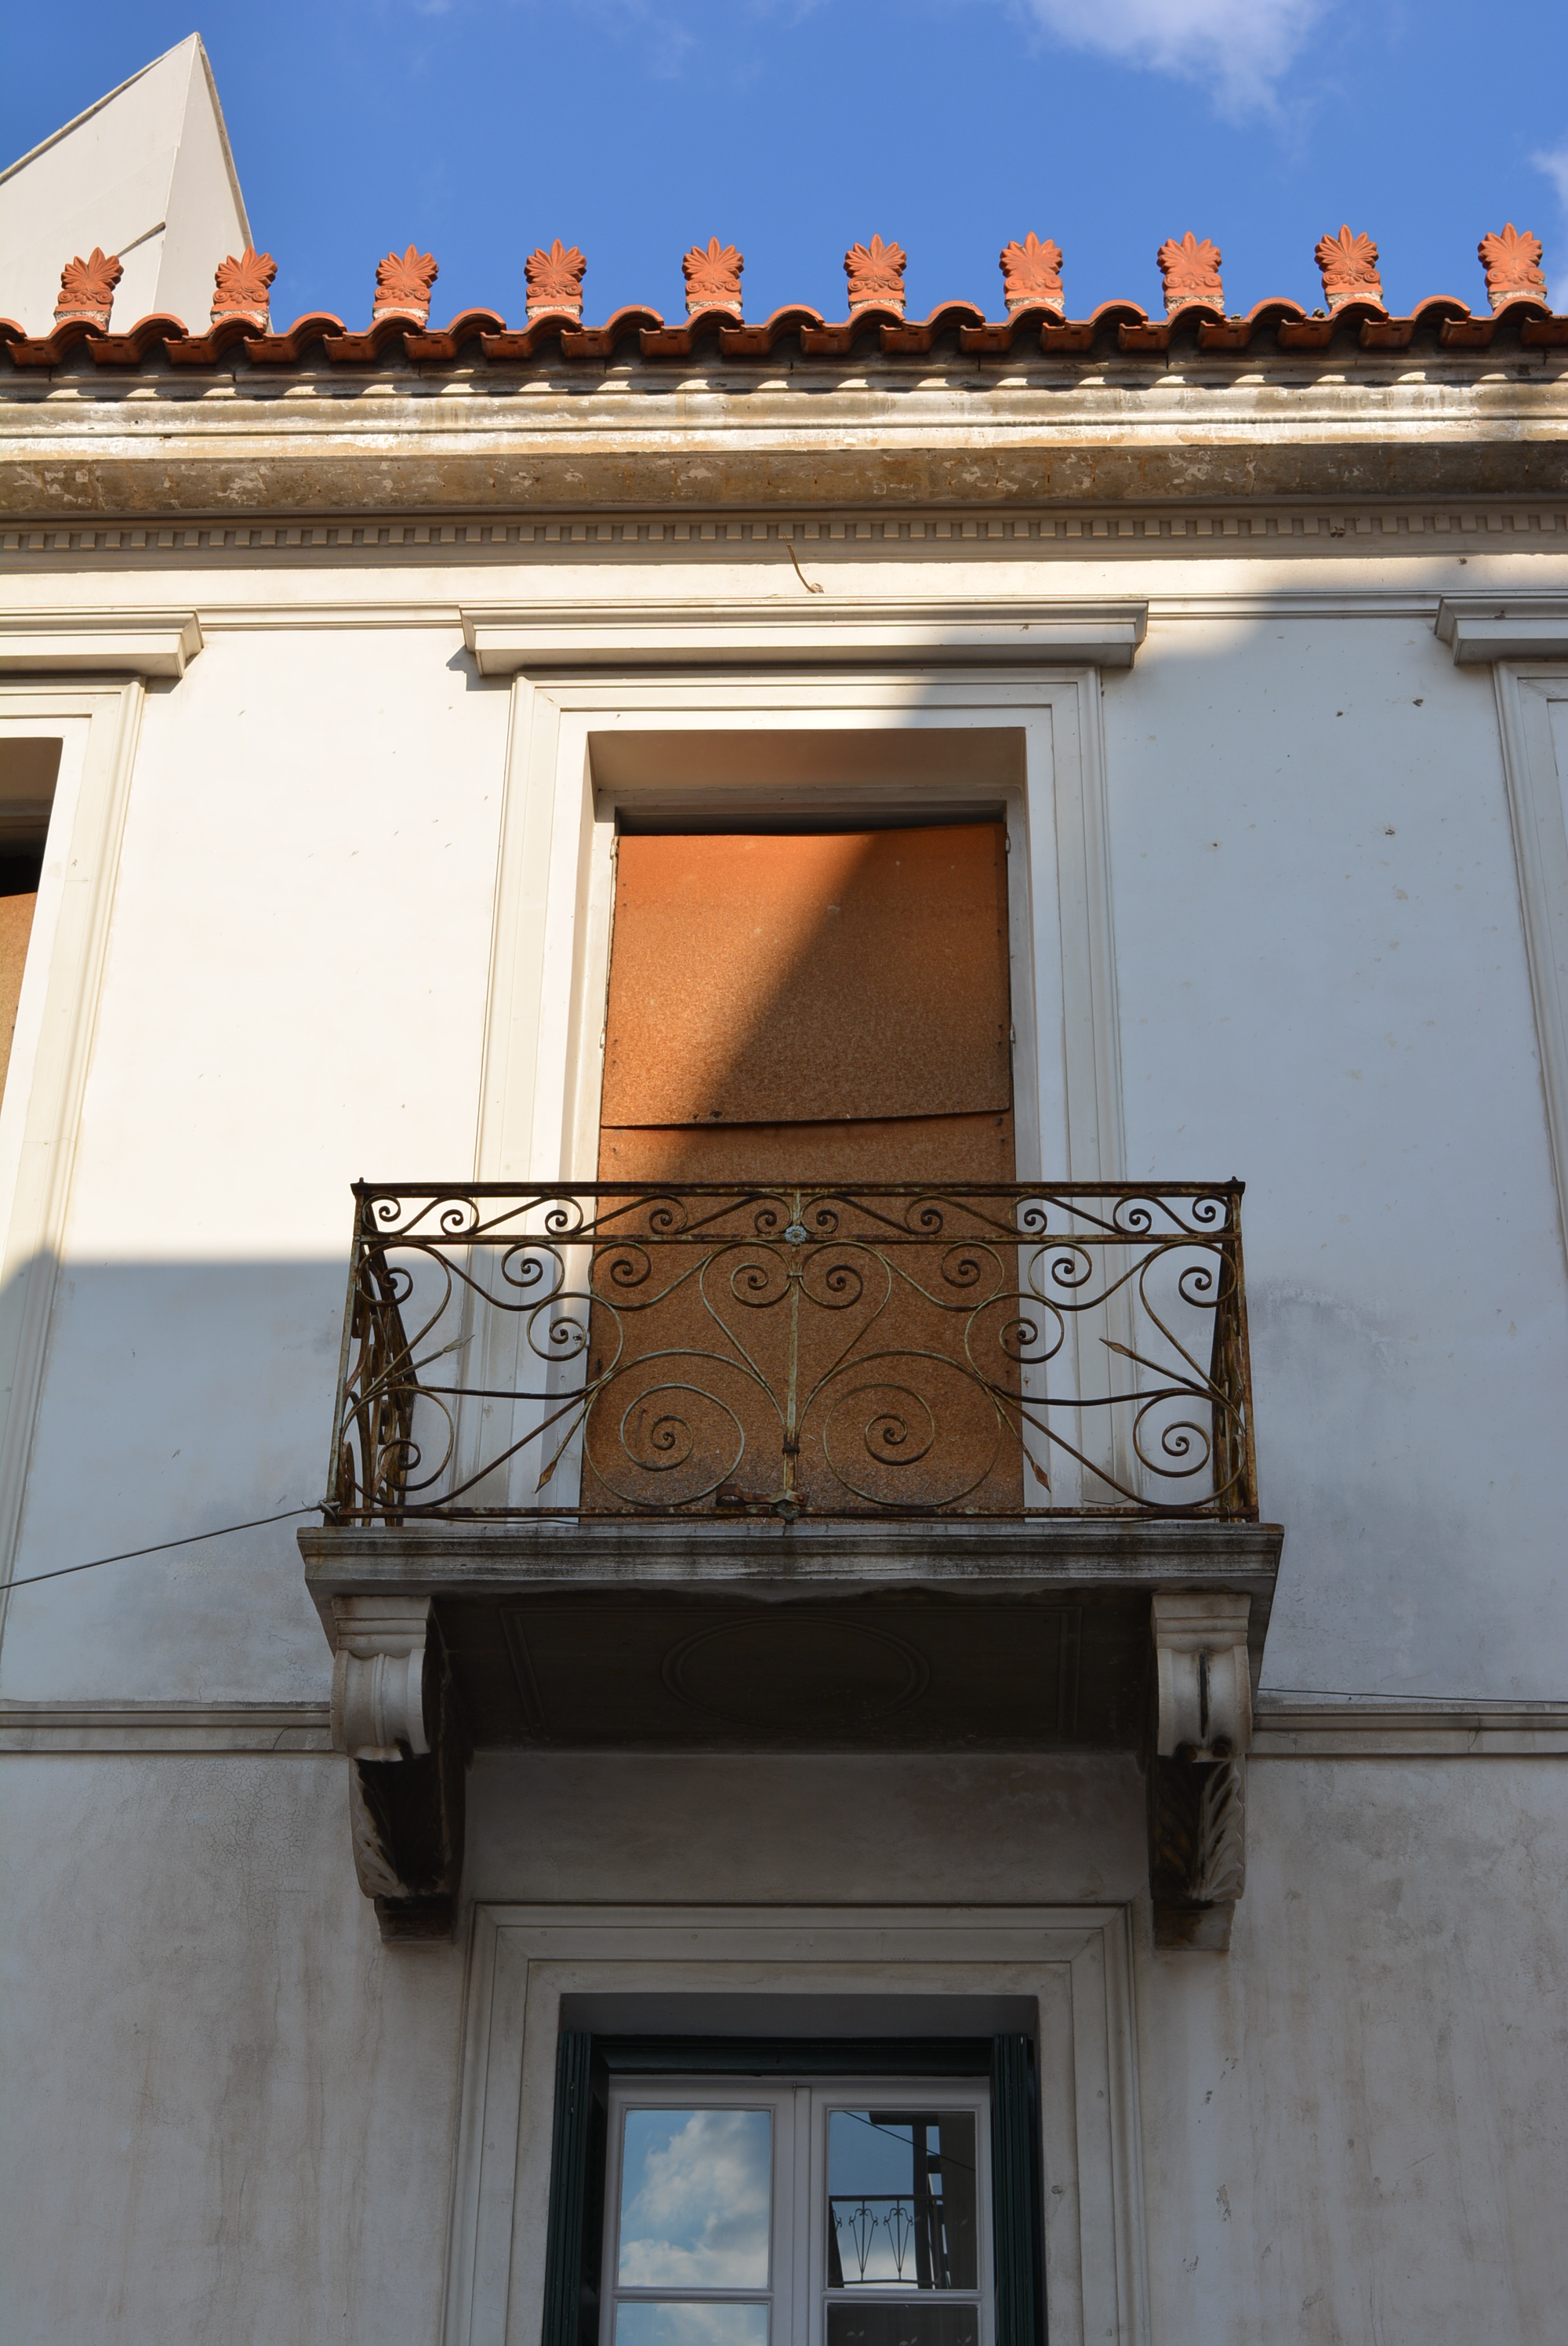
325 1182 1258 1523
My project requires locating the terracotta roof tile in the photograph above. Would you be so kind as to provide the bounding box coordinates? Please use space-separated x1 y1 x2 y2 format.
4 228 1563 375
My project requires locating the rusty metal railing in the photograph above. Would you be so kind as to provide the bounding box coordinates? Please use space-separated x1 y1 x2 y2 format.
324 1182 1258 1523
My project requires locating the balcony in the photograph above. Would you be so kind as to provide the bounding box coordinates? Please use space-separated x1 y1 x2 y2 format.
300 1182 1283 1942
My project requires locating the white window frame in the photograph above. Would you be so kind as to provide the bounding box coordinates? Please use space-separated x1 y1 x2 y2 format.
1493 664 1568 1263
599 2075 995 2346
440 1904 1149 2346
0 682 143 1644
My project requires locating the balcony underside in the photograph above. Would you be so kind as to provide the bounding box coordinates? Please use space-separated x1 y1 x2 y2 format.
301 1516 1281 1755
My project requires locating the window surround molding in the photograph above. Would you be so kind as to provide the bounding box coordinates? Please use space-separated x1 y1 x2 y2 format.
469 650 1132 1197
0 680 144 1644
1434 595 1568 666
0 610 203 677
461 601 1148 676
459 648 1130 1512
1486 659 1568 1258
441 1905 1150 2346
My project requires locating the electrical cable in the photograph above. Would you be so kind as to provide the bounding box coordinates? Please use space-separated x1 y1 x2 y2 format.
1258 1685 1555 1704
2 1505 321 1591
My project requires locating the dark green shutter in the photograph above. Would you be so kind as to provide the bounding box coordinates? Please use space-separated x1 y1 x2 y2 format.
990 2034 1046 2346
542 2032 607 2346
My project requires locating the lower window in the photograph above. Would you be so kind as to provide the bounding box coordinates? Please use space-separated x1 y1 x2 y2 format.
543 2038 1041 2346
607 2079 989 2346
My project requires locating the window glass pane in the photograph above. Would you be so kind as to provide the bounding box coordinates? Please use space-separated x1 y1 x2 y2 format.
826 2111 978 2292
826 2309 980 2346
615 2307 771 2346
618 2109 774 2288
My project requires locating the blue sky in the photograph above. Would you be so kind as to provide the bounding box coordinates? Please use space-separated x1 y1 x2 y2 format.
5 2 1568 327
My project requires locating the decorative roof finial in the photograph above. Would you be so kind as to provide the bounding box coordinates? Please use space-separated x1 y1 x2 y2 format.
683 238 744 318
372 246 438 327
999 233 1065 318
844 235 906 317
211 248 278 332
1314 226 1383 314
1157 232 1224 318
1478 223 1548 312
525 241 587 324
53 247 122 330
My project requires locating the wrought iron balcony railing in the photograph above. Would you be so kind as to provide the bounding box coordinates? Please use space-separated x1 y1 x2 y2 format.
325 1182 1257 1525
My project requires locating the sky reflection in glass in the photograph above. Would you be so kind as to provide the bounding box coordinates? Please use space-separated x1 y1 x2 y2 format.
618 2108 773 2290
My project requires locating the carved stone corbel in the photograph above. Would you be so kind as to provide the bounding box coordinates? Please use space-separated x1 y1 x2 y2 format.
329 1596 465 1942
1148 1591 1252 1951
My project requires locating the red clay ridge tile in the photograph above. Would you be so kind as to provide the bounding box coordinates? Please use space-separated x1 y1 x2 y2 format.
212 248 277 332
716 307 825 358
562 307 662 358
89 314 187 365
1000 234 1064 318
1359 294 1469 350
1039 300 1146 354
1316 227 1385 316
1157 233 1225 321
683 240 743 318
525 242 586 324
880 302 986 354
403 310 510 358
54 247 122 330
844 237 906 318
373 245 437 327
1479 223 1548 314
164 315 269 366
244 313 350 363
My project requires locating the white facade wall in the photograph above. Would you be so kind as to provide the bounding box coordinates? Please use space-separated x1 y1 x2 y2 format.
2 528 1565 2341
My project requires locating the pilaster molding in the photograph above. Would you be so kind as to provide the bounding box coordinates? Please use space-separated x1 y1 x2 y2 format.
0 610 203 675
1488 662 1568 1260
1148 1592 1253 1951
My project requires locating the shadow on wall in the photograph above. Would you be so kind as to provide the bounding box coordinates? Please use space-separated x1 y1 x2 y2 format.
1245 1278 1565 1700
1 1255 349 1705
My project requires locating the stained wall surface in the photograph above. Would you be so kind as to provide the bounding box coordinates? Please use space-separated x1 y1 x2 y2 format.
1 1749 1562 2346
0 532 1564 2344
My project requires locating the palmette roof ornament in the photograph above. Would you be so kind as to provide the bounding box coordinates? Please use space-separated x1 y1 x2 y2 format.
372 245 438 325
525 240 587 321
844 234 906 316
1478 223 1548 311
1157 231 1224 318
683 238 744 316
53 247 122 329
1314 226 1384 314
211 248 278 331
999 233 1064 316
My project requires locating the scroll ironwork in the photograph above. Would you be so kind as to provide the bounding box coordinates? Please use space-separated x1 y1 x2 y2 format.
325 1182 1258 1523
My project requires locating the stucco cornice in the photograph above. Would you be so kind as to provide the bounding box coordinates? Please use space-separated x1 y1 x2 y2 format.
1 359 1563 522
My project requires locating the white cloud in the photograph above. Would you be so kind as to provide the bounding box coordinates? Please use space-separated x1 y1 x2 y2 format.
1014 0 1331 114
619 2110 772 2290
1534 143 1568 310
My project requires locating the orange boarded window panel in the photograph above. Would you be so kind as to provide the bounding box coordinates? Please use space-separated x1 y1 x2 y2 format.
600 824 1013 1131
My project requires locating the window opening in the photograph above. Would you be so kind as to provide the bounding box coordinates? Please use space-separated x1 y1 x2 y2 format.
543 2037 1041 2346
0 738 60 1108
